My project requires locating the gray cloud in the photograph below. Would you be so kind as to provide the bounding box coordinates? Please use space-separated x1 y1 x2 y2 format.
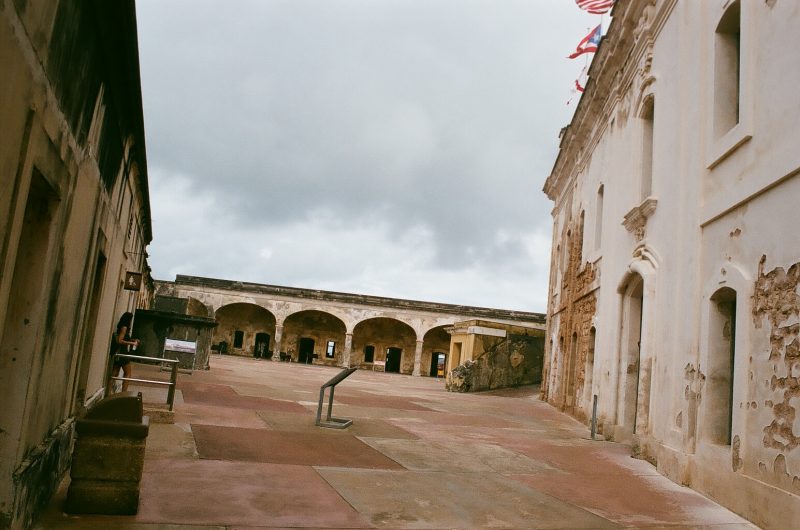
137 0 598 310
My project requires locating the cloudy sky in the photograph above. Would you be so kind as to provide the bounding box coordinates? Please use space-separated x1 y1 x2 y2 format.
136 0 600 312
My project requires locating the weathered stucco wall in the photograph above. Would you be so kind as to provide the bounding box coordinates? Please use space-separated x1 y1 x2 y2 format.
542 1 800 527
0 2 152 527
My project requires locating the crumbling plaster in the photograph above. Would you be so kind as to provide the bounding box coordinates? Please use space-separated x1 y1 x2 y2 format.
541 0 800 526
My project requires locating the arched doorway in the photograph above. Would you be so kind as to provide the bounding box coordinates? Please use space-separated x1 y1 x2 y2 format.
619 273 644 435
707 287 737 445
423 326 451 377
352 317 416 374
282 310 346 366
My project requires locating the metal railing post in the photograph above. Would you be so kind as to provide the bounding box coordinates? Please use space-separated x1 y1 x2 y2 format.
167 360 178 411
111 354 180 411
315 367 357 429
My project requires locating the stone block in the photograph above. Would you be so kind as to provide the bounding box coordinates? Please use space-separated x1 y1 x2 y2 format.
65 392 149 515
69 434 146 482
64 479 140 515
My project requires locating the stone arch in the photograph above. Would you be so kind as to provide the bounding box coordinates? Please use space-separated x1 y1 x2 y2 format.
697 261 752 450
422 325 451 377
214 303 276 358
613 251 658 440
185 296 211 317
282 309 347 366
352 317 416 374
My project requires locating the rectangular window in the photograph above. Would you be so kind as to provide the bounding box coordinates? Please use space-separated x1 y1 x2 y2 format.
640 98 654 201
595 184 604 250
326 340 336 358
364 345 375 363
233 330 244 349
714 1 741 139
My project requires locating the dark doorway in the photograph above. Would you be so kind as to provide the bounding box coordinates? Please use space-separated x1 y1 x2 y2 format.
429 352 446 377
298 337 315 364
255 332 270 359
386 347 402 373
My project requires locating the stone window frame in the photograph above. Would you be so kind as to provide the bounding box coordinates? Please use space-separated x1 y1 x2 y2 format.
326 339 336 358
706 0 754 168
594 184 604 252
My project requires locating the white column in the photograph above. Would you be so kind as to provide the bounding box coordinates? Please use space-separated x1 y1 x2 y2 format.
412 340 424 376
272 324 283 361
342 332 353 367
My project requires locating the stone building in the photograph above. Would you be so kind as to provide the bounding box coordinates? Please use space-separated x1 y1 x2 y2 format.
0 1 151 527
132 295 218 371
445 320 544 392
157 275 545 378
542 0 800 527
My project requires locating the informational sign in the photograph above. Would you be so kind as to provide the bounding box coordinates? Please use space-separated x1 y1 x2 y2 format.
164 339 196 354
124 271 142 291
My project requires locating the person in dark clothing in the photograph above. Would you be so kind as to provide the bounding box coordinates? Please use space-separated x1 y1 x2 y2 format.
109 311 139 392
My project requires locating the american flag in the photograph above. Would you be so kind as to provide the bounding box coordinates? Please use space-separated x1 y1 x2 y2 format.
575 0 614 15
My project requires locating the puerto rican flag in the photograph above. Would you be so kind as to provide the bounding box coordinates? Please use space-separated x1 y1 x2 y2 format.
567 25 602 59
575 0 614 15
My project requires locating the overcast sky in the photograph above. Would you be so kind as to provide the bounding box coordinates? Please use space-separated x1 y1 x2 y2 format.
136 0 600 312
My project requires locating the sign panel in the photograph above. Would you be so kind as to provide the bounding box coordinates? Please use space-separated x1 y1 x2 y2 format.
124 271 143 291
164 339 196 354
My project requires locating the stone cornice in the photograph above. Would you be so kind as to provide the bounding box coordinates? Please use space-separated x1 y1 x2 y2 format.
543 0 678 202
160 275 546 324
622 196 658 241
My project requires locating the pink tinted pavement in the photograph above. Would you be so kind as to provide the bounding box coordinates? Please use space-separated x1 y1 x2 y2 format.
36 355 758 529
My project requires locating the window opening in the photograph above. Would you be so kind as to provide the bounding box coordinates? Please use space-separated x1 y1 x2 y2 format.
641 97 654 200
595 185 604 250
708 287 737 445
714 1 741 138
364 345 375 363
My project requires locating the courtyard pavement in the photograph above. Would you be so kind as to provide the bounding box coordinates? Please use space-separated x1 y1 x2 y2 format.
37 355 757 529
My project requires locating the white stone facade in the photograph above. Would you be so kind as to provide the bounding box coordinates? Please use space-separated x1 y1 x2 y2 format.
542 1 800 528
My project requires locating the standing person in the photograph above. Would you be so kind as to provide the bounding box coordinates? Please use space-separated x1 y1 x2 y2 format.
109 312 139 392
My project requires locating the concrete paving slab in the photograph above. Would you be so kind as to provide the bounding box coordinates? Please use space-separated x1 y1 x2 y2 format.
316 468 619 529
34 355 757 529
411 410 524 428
256 410 419 439
502 436 663 477
144 423 197 459
138 458 372 528
175 402 272 429
359 437 556 474
192 424 405 469
180 381 307 413
511 472 756 528
334 393 436 411
311 402 434 421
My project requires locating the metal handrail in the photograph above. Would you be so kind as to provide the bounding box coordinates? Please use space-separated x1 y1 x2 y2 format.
111 354 179 411
315 367 357 429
